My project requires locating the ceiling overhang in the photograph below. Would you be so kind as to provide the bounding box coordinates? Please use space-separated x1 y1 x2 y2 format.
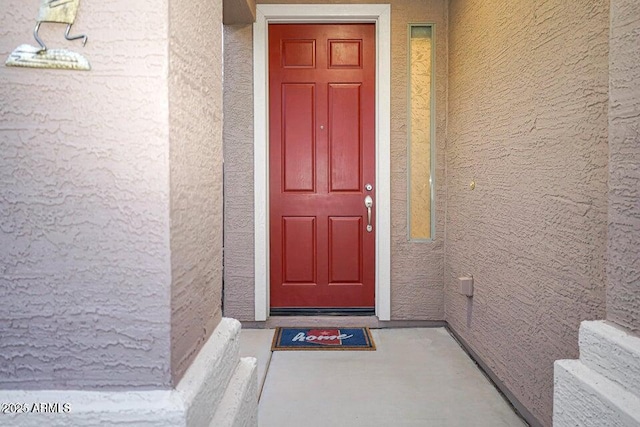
223 0 256 25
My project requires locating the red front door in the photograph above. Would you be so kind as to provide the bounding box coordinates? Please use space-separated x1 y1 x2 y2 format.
269 24 376 311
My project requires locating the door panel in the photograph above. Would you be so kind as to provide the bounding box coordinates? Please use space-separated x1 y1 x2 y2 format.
282 216 316 284
282 84 316 192
329 216 362 284
269 24 375 309
329 83 362 192
282 39 316 68
328 40 362 68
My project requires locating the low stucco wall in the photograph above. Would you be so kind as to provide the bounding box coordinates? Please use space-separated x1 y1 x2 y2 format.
223 0 448 321
446 1 609 425
0 0 172 388
607 0 640 333
169 0 224 386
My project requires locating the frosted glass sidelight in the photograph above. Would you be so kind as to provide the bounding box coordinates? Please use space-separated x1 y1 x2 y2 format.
408 25 435 241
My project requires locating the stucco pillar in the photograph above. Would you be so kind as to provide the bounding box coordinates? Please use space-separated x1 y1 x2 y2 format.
553 1 640 425
1 0 173 393
0 0 256 424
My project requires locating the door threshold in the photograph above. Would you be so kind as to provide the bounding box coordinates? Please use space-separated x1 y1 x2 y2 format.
242 317 448 329
255 315 381 329
270 308 375 317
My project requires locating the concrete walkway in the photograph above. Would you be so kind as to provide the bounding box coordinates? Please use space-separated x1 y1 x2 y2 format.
240 328 526 427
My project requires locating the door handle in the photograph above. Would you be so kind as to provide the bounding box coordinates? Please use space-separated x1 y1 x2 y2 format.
364 195 373 232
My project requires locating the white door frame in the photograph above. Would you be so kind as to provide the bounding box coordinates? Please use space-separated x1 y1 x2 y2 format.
253 4 391 321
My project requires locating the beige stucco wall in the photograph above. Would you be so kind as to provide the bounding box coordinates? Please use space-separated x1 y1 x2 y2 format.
169 0 224 384
446 1 609 425
223 0 448 321
0 0 172 388
607 0 640 333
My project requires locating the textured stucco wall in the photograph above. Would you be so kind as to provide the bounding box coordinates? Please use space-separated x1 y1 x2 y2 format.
169 0 224 384
607 0 640 333
446 1 609 425
0 0 172 388
223 0 448 321
223 24 256 319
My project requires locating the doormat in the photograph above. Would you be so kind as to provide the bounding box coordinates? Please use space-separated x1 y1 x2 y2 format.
271 327 376 351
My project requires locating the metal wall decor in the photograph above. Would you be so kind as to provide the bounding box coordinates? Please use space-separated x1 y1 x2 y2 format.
5 0 90 71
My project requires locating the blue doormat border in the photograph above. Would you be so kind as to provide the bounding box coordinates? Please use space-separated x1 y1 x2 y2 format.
271 327 376 351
